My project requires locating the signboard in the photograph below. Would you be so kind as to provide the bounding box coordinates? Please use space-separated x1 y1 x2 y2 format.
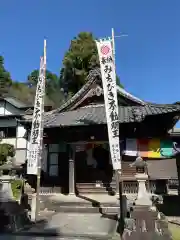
27 56 46 175
95 39 121 171
124 138 179 158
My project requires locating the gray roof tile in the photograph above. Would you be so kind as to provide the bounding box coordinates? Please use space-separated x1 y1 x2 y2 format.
43 103 180 128
147 159 178 179
3 97 28 108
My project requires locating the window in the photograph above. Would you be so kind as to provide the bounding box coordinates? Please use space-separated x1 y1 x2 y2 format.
49 153 58 176
49 144 59 153
0 127 16 138
48 144 59 177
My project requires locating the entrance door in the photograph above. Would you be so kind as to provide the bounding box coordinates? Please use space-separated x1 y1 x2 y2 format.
42 144 69 194
75 144 113 183
75 144 115 195
75 150 95 183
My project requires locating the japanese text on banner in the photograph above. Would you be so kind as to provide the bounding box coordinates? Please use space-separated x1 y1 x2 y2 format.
95 40 121 171
27 57 45 175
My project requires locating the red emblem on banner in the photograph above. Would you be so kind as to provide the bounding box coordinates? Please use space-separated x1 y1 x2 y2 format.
100 45 110 55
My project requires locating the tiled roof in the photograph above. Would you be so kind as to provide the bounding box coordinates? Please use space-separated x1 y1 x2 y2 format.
147 159 178 179
43 103 180 128
0 97 52 109
49 68 145 115
21 68 180 127
1 97 28 109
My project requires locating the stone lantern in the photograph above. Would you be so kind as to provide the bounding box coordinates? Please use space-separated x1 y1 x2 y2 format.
0 161 22 201
0 161 31 232
135 156 146 174
130 156 152 206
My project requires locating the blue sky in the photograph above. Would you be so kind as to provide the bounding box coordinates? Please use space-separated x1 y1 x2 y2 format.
0 0 180 105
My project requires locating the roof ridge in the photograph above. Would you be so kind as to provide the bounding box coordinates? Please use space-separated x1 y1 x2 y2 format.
48 68 100 115
116 85 145 105
47 68 146 115
146 103 180 108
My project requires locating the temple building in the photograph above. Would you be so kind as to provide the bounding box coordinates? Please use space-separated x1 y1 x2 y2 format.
22 68 180 196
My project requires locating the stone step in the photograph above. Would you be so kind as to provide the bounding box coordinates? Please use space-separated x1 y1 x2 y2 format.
76 182 116 187
40 204 120 214
76 185 116 190
37 194 121 213
77 190 116 195
76 182 116 195
39 202 121 214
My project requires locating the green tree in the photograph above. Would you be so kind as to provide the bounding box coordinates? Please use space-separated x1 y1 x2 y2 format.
9 82 37 105
60 32 123 95
0 56 12 96
27 69 64 107
0 143 15 165
28 69 58 86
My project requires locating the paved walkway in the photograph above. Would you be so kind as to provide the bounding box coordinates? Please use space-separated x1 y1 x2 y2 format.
167 216 180 225
1 212 118 240
45 193 136 204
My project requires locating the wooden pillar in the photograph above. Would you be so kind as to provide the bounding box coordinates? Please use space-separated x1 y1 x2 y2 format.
68 145 75 195
176 154 180 195
115 170 119 195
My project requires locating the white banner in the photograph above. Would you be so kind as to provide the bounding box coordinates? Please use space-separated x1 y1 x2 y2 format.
27 57 46 175
95 39 121 171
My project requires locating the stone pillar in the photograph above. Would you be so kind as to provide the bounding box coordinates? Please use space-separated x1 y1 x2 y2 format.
135 173 152 206
69 145 75 195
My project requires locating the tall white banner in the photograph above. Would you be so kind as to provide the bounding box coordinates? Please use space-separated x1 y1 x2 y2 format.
95 40 121 171
27 56 46 175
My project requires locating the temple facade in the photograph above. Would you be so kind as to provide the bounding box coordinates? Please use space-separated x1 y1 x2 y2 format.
22 68 180 196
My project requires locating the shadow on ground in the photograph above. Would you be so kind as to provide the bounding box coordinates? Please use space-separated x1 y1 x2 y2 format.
0 195 119 239
79 195 118 220
79 195 123 238
156 195 180 216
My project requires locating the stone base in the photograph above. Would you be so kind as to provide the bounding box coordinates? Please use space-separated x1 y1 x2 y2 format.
123 205 172 239
135 195 152 206
135 174 152 206
68 192 76 196
0 175 15 201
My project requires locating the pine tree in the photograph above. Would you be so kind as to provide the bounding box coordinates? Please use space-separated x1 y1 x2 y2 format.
0 56 12 97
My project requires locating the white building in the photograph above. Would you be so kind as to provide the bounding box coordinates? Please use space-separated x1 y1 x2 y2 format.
0 97 52 165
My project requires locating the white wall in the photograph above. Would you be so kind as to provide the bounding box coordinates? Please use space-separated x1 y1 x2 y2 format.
16 123 28 164
16 125 27 149
0 123 28 164
0 100 30 165
0 113 48 168
16 149 27 164
0 102 5 115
